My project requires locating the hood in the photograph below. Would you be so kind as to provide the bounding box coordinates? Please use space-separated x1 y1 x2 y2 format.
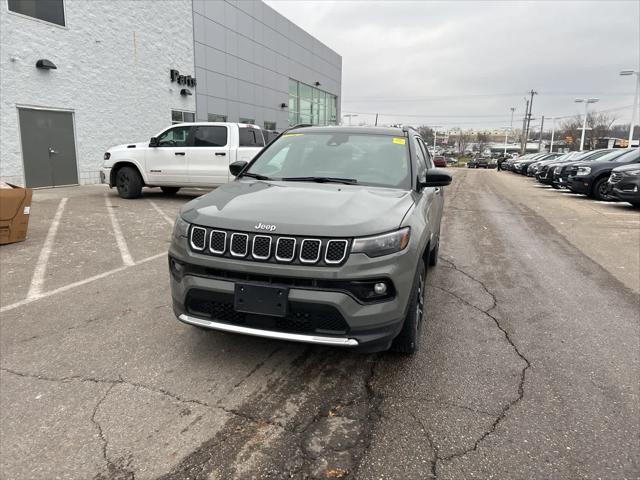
612 163 640 173
108 141 148 152
181 180 415 237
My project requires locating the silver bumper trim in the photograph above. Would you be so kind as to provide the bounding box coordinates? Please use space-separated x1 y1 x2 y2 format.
178 314 359 347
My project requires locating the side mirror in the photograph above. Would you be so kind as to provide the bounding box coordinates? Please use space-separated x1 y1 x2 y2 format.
149 137 159 147
420 169 452 188
229 160 248 177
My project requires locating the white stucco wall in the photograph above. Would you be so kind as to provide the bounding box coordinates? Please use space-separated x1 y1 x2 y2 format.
0 0 195 186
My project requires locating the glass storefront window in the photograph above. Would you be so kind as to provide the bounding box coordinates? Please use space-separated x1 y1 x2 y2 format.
288 79 338 127
208 113 227 122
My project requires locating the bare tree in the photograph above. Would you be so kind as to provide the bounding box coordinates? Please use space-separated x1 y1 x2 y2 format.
476 133 490 155
586 113 617 148
456 132 472 155
417 126 434 145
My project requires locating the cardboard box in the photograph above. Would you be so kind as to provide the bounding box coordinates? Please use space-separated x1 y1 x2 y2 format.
0 183 33 245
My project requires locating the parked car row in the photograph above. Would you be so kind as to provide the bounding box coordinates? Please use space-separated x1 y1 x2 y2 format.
503 149 640 206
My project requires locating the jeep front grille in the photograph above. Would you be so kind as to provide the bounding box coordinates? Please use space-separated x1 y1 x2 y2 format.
275 237 296 262
230 233 249 257
188 226 350 266
190 227 206 251
325 240 348 264
300 239 321 263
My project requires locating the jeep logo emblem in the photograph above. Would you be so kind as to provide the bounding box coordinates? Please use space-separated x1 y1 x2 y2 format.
254 222 276 232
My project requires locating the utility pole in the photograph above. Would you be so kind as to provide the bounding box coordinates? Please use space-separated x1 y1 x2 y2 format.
509 107 516 142
538 115 545 152
523 89 538 153
520 99 529 154
374 113 379 126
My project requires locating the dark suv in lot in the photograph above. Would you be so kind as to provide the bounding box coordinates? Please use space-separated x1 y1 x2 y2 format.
551 149 614 188
567 149 640 200
169 126 452 353
608 161 640 207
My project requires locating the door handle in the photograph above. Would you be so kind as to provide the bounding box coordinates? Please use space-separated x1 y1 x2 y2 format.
434 187 441 194
215 152 226 156
174 152 186 156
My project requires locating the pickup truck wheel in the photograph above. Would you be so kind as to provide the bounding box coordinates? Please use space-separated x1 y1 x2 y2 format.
116 166 143 199
161 187 181 195
390 261 426 354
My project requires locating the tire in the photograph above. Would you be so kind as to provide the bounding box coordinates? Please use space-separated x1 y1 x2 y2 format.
161 187 181 195
390 261 426 354
590 177 611 201
116 166 143 199
429 236 439 267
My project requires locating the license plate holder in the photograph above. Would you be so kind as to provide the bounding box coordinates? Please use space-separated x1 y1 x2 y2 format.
234 283 288 317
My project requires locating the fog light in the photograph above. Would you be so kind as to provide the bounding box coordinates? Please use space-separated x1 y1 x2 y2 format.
374 282 387 295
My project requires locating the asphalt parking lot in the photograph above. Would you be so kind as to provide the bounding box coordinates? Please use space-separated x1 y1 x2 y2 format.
1 171 639 479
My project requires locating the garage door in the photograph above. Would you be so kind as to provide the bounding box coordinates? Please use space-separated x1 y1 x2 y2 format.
18 108 78 188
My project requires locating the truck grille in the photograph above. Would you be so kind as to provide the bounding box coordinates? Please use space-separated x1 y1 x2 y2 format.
189 226 350 266
185 289 349 334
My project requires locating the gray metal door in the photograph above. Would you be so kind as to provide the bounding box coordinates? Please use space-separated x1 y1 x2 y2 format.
18 108 78 188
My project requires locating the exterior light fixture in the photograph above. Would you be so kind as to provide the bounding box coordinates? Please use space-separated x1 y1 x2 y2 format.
280 102 287 109
180 88 192 96
314 81 321 86
35 59 57 70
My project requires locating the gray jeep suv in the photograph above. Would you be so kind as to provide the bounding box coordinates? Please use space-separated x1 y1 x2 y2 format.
169 126 452 353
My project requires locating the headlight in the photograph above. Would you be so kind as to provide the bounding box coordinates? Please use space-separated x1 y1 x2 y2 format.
625 169 640 176
172 216 190 239
554 166 563 173
576 166 591 176
351 227 411 258
104 152 111 160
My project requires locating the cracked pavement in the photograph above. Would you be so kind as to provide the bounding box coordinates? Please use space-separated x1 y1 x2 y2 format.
1 172 639 479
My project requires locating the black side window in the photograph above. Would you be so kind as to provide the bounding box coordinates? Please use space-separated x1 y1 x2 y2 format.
413 136 428 180
418 138 434 169
8 0 65 26
156 126 192 147
239 127 265 147
193 126 227 147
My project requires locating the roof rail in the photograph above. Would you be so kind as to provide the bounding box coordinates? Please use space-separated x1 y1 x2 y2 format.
289 123 314 130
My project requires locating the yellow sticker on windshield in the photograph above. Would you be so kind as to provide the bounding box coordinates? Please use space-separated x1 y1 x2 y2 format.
283 133 304 137
392 137 406 145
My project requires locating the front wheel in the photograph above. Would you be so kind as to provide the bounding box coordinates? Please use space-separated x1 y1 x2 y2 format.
590 177 612 201
161 187 181 195
390 261 426 354
429 236 439 267
116 166 143 199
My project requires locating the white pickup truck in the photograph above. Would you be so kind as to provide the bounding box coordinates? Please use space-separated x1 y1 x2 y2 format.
101 122 272 198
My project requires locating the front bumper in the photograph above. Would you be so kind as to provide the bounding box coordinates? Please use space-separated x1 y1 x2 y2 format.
611 178 640 204
168 234 419 351
567 176 592 194
100 167 111 186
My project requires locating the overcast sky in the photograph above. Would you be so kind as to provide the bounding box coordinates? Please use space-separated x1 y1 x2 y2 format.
265 0 640 130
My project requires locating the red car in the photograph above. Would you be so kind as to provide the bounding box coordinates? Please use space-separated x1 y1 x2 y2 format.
433 155 447 168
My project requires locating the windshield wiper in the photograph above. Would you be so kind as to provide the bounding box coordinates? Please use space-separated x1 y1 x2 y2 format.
281 176 358 185
241 172 271 180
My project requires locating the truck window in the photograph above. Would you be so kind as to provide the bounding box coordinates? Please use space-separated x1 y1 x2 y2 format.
239 127 265 147
193 126 227 147
157 126 192 147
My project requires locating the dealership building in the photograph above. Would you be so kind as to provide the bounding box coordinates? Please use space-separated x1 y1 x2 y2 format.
0 0 342 187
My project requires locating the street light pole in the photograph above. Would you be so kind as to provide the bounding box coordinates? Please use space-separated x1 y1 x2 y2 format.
432 125 442 154
549 117 556 153
575 98 599 151
620 69 639 148
503 128 509 155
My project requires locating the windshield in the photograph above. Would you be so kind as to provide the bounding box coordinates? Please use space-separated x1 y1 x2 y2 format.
243 132 412 189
